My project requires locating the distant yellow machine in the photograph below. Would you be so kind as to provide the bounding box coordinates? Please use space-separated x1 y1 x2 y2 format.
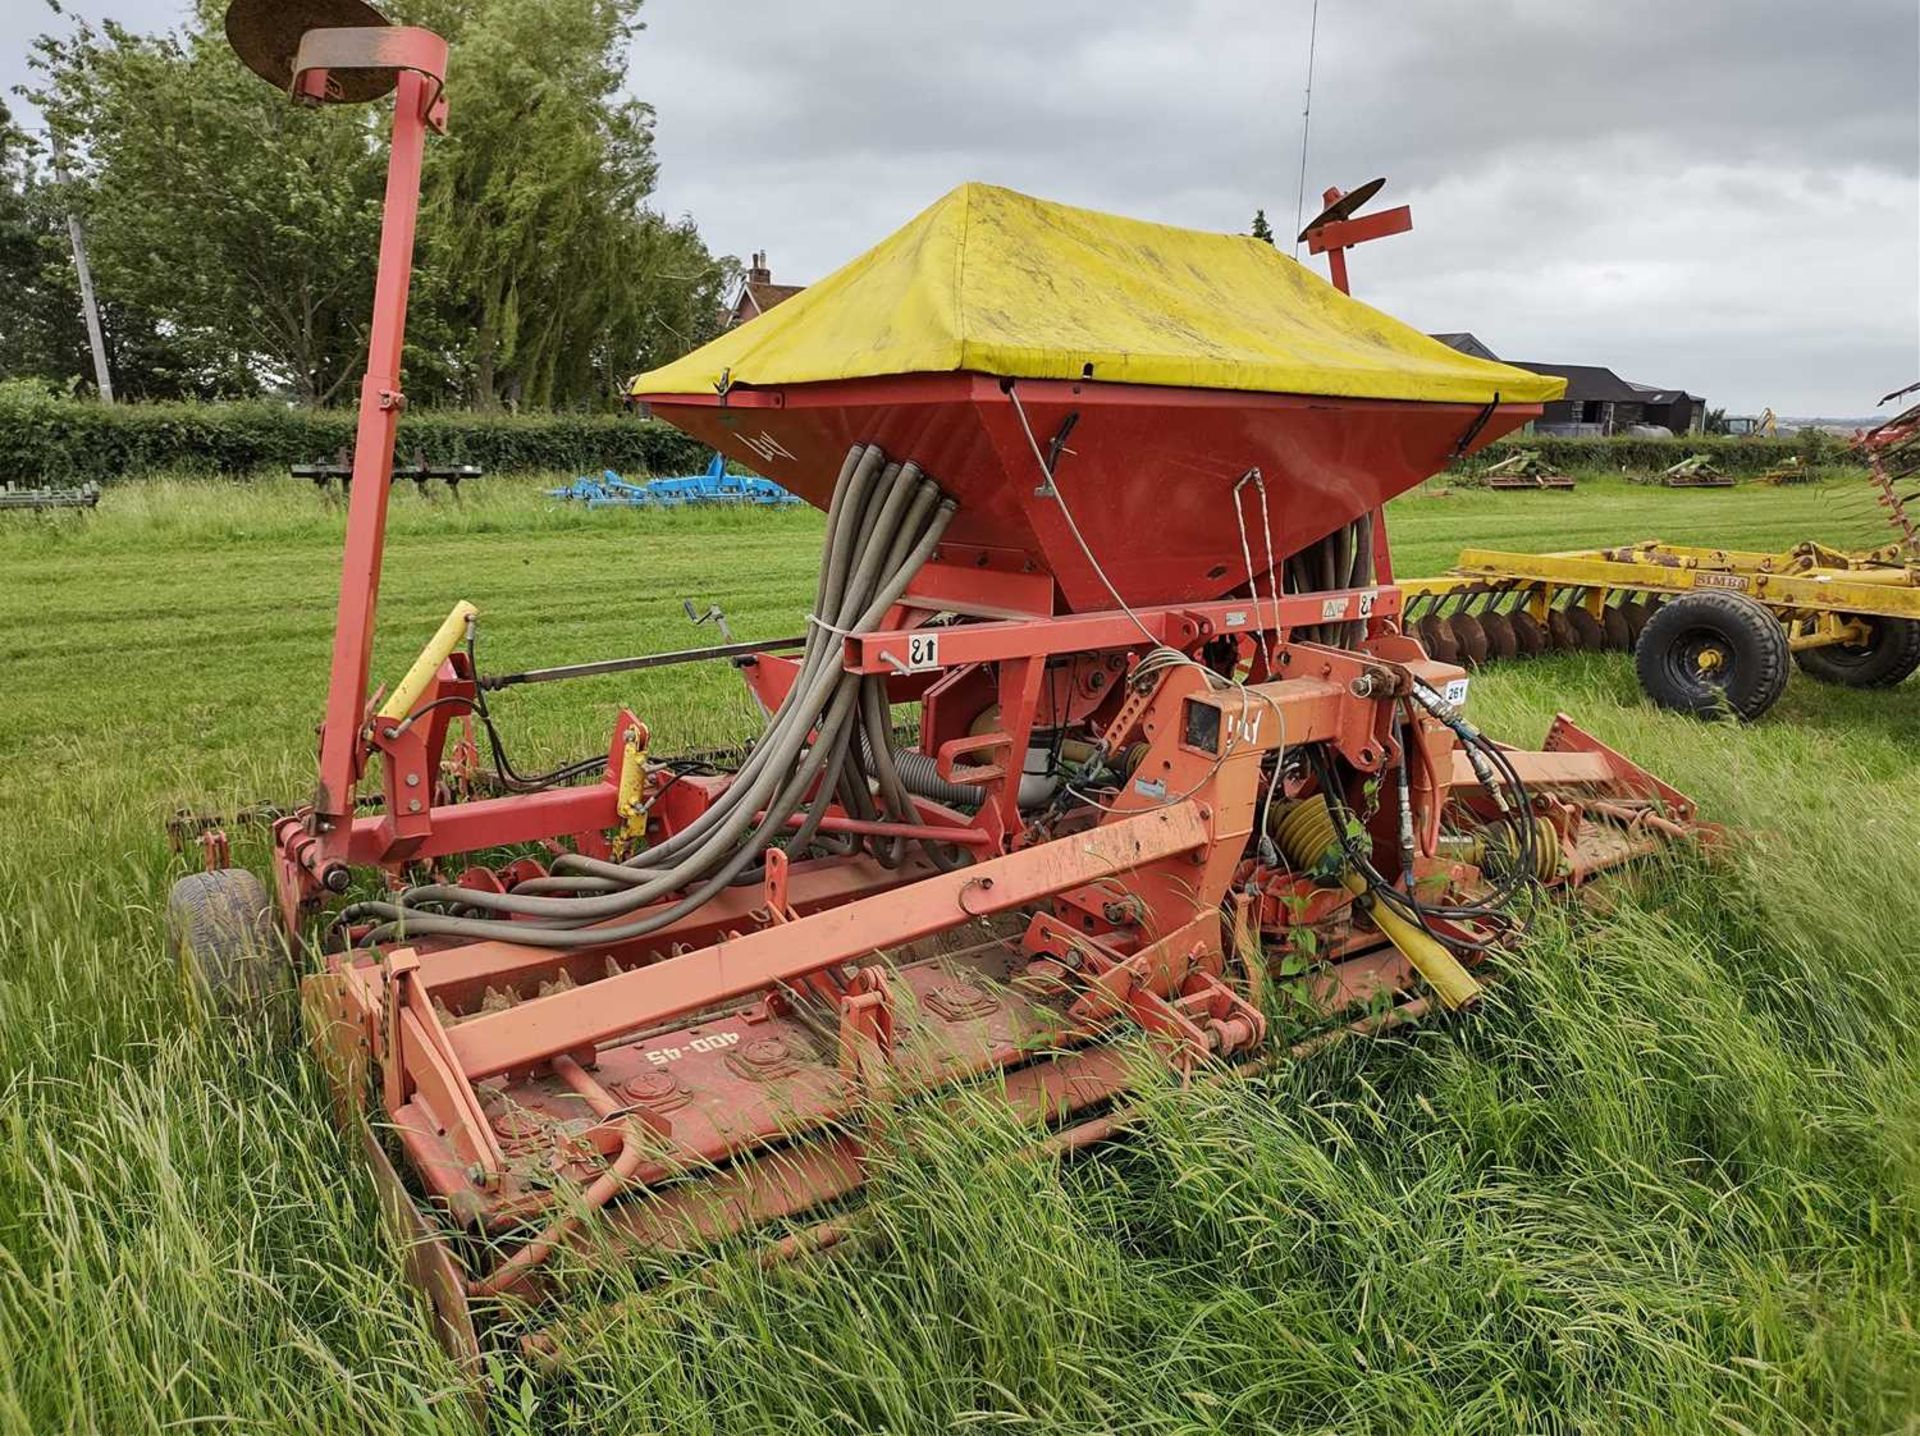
1401 403 1920 721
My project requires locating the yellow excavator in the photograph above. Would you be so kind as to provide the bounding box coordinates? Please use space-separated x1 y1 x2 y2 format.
1726 407 1778 438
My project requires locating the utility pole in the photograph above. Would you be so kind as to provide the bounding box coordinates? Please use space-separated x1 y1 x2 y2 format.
51 131 114 403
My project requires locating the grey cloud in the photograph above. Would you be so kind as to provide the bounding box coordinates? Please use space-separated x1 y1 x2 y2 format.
4 0 1913 412
637 0 1918 413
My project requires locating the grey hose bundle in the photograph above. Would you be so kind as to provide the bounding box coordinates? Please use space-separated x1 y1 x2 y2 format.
1283 512 1373 646
348 442 958 949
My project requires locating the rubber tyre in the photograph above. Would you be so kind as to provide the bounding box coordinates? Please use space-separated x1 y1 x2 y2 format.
1634 590 1790 721
1792 616 1920 689
166 868 286 1010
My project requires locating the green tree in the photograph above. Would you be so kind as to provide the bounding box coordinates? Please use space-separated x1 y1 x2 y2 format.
1250 208 1275 244
424 0 730 407
0 99 83 388
26 0 729 408
29 4 387 403
0 96 209 400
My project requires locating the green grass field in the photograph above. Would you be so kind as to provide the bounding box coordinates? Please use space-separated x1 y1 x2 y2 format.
1 473 1916 1434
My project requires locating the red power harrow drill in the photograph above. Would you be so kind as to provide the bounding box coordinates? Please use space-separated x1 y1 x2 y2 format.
178 0 1703 1371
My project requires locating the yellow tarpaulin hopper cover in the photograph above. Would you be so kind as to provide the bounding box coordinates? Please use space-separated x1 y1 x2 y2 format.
632 182 1564 407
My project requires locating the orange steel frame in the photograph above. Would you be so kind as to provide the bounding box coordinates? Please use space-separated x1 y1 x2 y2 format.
309 617 1692 1329
269 124 1430 929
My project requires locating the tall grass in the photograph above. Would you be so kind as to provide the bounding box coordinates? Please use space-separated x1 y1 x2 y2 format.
0 474 1914 1433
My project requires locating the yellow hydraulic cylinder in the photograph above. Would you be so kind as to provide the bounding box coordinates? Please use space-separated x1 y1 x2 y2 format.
379 600 477 722
1271 797 1483 1011
615 725 650 852
1348 880 1482 1011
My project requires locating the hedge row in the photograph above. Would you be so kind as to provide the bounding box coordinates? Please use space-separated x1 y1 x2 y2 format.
0 387 1845 486
0 386 710 483
1453 432 1832 477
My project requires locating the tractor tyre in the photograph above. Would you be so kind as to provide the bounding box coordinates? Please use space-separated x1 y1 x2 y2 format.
1635 590 1790 721
166 868 287 1011
1792 616 1920 689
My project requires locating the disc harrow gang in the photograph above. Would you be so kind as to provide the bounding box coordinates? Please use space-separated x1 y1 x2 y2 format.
1402 534 1920 720
1404 580 1663 669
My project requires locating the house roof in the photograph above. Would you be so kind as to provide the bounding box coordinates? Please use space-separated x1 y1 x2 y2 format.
1627 383 1698 404
740 280 806 316
1430 332 1500 361
1506 362 1642 402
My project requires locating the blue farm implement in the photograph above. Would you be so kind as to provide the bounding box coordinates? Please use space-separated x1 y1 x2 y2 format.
549 454 802 509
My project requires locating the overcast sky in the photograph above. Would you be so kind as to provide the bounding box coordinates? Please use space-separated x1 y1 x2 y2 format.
7 0 1916 414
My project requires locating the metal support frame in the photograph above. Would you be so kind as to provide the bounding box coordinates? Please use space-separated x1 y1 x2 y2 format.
1301 183 1414 300
1298 181 1415 603
308 615 1694 1301
306 31 448 845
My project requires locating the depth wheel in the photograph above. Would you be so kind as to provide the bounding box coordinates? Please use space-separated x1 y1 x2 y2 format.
166 868 287 1010
1634 590 1789 721
1792 616 1920 689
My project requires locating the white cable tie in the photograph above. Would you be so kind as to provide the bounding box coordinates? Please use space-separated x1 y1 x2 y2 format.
805 612 856 640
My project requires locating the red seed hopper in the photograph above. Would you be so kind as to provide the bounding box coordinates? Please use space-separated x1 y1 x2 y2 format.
634 180 1556 613
183 0 1697 1378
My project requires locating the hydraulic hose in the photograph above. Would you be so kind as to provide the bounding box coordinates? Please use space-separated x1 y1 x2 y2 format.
1271 794 1483 1011
346 442 957 947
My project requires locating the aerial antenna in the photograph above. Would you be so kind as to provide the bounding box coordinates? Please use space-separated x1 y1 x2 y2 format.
1290 0 1322 256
